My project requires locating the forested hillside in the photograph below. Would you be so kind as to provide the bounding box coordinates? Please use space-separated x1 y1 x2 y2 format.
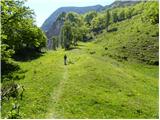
44 0 140 46
1 0 159 119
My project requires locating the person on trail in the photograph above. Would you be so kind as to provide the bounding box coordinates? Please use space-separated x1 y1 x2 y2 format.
64 54 67 65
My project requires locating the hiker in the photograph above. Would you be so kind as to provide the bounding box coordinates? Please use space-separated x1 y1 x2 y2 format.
64 54 67 65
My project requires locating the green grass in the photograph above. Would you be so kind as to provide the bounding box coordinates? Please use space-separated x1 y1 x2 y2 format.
1 12 158 118
93 14 158 65
1 41 158 118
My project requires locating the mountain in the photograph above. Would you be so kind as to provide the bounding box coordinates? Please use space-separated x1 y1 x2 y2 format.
42 1 140 39
41 5 103 32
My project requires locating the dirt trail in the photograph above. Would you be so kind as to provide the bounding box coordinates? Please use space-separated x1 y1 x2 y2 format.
48 65 69 118
54 66 68 101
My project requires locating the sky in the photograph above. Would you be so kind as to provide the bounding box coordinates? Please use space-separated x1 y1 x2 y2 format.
25 0 115 27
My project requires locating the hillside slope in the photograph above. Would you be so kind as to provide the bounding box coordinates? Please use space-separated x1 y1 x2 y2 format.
106 0 139 9
92 14 158 65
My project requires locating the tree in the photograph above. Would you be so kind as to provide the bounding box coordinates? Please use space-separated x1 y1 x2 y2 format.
19 22 46 51
112 11 118 23
59 12 87 49
106 10 110 31
52 36 58 50
125 8 133 19
118 10 125 21
1 43 15 62
79 25 90 42
1 0 46 57
91 15 106 34
84 11 97 26
143 1 158 24
66 12 81 25
1 0 47 106
60 22 73 50
71 27 79 46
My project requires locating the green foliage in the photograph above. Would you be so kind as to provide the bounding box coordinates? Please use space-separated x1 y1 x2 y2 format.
7 101 23 119
91 15 106 34
112 10 118 23
118 10 125 21
59 12 90 49
60 21 73 50
1 1 46 118
24 26 46 50
1 0 47 87
1 0 46 57
105 10 110 31
109 1 149 23
84 11 97 26
125 8 133 19
1 81 19 100
52 36 58 50
1 43 15 62
8 109 21 119
58 1 158 51
142 1 159 24
66 12 81 25
78 25 90 42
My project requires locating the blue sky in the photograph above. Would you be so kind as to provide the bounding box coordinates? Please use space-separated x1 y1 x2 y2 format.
25 0 115 27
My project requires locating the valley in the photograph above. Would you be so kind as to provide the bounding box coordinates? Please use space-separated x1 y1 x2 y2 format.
1 0 159 119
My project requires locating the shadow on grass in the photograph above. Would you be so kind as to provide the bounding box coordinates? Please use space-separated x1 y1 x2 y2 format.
108 27 118 32
65 46 81 51
1 60 28 83
77 44 85 47
2 48 43 82
1 61 20 77
1 61 27 101
13 48 45 62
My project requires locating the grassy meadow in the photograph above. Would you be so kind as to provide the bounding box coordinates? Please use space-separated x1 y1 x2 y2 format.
1 40 158 118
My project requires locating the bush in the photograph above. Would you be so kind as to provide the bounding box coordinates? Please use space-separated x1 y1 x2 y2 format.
1 82 19 100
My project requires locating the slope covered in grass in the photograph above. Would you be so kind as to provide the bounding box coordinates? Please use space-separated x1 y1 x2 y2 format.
92 14 158 65
1 41 158 118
